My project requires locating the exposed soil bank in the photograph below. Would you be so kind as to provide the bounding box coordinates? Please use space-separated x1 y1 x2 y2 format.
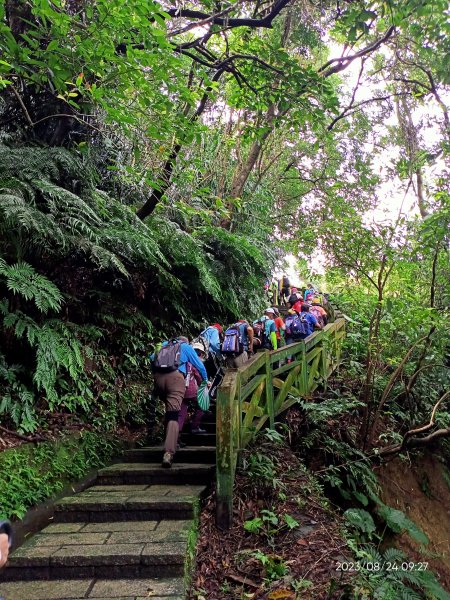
377 453 450 590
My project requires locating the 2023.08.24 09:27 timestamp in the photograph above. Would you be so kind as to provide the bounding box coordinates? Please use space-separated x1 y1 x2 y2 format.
336 561 429 572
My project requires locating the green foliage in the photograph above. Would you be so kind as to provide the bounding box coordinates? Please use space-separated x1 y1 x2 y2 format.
251 550 288 580
241 430 292 495
344 508 376 536
0 431 122 520
376 504 429 546
0 146 167 277
0 352 35 432
242 451 285 493
346 545 450 600
244 510 299 539
0 259 63 313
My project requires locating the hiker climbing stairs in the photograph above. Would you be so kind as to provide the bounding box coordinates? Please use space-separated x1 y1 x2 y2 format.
0 439 216 600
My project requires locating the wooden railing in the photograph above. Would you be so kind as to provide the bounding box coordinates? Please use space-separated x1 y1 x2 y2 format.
216 310 346 529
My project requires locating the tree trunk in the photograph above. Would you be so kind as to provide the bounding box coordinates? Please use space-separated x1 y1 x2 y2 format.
136 70 224 221
395 93 428 218
230 104 276 199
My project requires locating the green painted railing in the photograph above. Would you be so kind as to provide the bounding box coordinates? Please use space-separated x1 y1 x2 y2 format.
216 310 346 529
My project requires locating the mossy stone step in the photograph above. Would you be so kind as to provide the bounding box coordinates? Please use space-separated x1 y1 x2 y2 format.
4 519 192 581
180 421 216 433
180 432 216 445
125 446 216 464
53 484 205 523
0 577 183 599
96 462 214 486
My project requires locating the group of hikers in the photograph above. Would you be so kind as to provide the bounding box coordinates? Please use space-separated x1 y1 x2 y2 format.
264 274 325 308
152 280 330 468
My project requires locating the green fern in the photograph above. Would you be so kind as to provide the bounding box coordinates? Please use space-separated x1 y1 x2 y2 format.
0 302 87 409
0 352 37 432
0 259 63 313
344 508 376 535
377 504 429 545
0 143 274 432
383 547 406 563
0 146 171 279
355 545 450 600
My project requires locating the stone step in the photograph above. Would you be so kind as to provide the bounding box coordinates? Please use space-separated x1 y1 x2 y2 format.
53 484 205 523
180 420 216 433
125 446 216 464
3 519 193 582
96 462 214 486
0 576 184 599
180 432 216 445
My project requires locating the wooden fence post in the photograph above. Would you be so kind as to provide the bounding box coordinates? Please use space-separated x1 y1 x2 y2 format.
265 351 274 429
321 328 329 390
300 343 308 395
216 371 238 530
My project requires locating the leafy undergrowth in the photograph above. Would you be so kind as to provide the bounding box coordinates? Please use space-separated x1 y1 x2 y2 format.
189 433 355 600
0 430 127 520
0 413 146 452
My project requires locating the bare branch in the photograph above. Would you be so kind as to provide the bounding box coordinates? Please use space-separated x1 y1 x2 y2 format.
166 0 291 29
327 58 366 130
10 85 33 126
379 391 450 457
168 6 234 37
320 26 395 78
369 332 436 444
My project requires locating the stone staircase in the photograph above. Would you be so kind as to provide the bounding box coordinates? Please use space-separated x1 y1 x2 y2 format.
0 438 216 600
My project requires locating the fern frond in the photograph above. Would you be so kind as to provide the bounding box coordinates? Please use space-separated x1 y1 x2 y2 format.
377 505 429 545
0 259 63 313
383 548 405 563
398 587 423 600
0 192 66 248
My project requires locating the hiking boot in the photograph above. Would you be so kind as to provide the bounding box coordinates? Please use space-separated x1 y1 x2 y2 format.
162 452 173 468
191 427 206 434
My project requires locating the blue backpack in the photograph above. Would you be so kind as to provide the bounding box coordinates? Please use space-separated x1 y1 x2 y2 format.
285 314 309 339
222 323 244 355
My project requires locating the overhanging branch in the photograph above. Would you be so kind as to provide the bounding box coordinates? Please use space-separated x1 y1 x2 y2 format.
319 26 395 78
166 0 291 29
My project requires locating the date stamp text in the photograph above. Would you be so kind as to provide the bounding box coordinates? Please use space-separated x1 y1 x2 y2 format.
336 561 429 572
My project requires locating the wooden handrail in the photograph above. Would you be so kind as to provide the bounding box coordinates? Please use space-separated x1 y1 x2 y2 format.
216 311 346 529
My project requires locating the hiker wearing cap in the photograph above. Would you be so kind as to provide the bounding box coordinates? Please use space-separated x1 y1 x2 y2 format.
272 307 286 346
284 309 297 347
193 323 224 385
284 303 320 347
310 298 327 328
152 336 207 468
288 287 301 307
195 323 225 398
178 343 207 442
264 308 279 350
290 296 303 314
300 303 320 335
253 311 278 351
